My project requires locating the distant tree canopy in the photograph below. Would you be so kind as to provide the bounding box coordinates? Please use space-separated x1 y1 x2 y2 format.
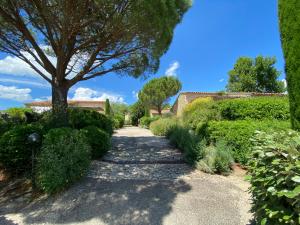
0 0 191 125
279 0 300 130
130 101 146 126
226 56 285 93
111 103 129 116
139 76 182 115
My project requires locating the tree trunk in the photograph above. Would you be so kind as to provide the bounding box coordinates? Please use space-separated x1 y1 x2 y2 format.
157 106 162 116
52 84 69 127
279 0 300 130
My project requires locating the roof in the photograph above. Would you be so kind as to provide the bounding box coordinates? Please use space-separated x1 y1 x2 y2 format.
25 100 105 108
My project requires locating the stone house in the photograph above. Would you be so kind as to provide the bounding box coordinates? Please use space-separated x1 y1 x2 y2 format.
25 100 106 113
171 92 286 116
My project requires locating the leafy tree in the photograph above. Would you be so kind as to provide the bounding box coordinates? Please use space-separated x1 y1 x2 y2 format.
130 101 145 126
226 56 285 93
111 103 128 116
105 99 111 116
0 0 191 125
139 76 182 115
279 0 300 130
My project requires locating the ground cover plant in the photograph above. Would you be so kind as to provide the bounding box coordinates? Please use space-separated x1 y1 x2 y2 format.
150 118 178 136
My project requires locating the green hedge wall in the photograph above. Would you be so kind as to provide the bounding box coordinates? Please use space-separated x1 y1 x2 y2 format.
196 120 291 165
217 97 290 121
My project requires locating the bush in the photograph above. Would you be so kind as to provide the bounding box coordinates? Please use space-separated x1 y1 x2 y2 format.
197 140 234 175
249 130 300 225
167 125 202 164
149 118 178 136
68 108 113 135
81 126 110 159
196 120 291 165
217 97 290 121
182 97 220 129
113 114 125 129
140 116 159 128
37 128 91 194
0 124 43 173
0 118 12 137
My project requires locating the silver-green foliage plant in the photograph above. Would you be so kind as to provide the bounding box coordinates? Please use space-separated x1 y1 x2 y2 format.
37 128 91 194
249 130 300 225
150 118 178 136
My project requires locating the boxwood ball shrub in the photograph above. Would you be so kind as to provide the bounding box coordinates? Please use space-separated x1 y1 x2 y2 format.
217 97 290 121
149 118 178 136
37 128 91 194
81 126 111 159
197 120 291 165
0 124 43 173
69 108 113 135
249 130 300 225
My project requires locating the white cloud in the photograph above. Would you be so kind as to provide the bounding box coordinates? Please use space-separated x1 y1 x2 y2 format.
71 87 125 103
132 91 139 100
0 85 32 101
0 78 50 88
219 78 225 82
165 61 180 76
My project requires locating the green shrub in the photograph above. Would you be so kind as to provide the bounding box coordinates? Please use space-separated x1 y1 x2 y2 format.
249 130 300 225
140 116 159 128
0 124 43 173
37 128 91 194
113 114 125 129
197 120 291 165
217 97 290 121
0 118 12 137
5 107 33 122
81 126 110 159
69 108 113 135
167 125 202 164
149 118 178 136
197 140 234 175
182 97 220 129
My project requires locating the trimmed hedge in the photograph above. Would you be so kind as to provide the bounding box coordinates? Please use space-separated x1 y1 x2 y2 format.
0 124 43 173
113 115 125 129
249 130 300 225
149 118 178 136
37 128 91 193
196 120 291 165
69 108 113 135
217 97 290 121
81 126 111 159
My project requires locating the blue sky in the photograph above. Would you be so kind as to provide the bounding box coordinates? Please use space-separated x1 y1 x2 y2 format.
0 0 285 110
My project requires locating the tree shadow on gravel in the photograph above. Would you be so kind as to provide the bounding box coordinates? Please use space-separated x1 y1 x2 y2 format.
1 178 192 225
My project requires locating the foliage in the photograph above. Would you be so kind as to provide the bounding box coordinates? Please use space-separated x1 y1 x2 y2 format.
197 120 291 165
182 97 220 129
37 128 91 194
68 109 113 135
105 99 111 116
113 114 125 129
197 140 234 175
249 130 300 225
81 126 110 159
3 107 40 124
130 101 146 126
167 125 202 164
149 117 178 136
139 76 182 114
140 116 160 128
0 0 191 124
0 124 43 173
279 0 300 130
217 97 290 121
111 103 129 116
226 56 285 93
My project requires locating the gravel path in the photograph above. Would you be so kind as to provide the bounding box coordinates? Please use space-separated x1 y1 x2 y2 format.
0 126 253 225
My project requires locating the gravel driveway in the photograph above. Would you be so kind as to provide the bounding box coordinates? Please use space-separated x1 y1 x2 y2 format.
0 126 253 225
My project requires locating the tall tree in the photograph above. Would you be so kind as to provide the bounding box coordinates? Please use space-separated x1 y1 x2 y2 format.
226 56 285 93
0 0 191 125
104 99 111 116
279 0 300 130
139 76 182 115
